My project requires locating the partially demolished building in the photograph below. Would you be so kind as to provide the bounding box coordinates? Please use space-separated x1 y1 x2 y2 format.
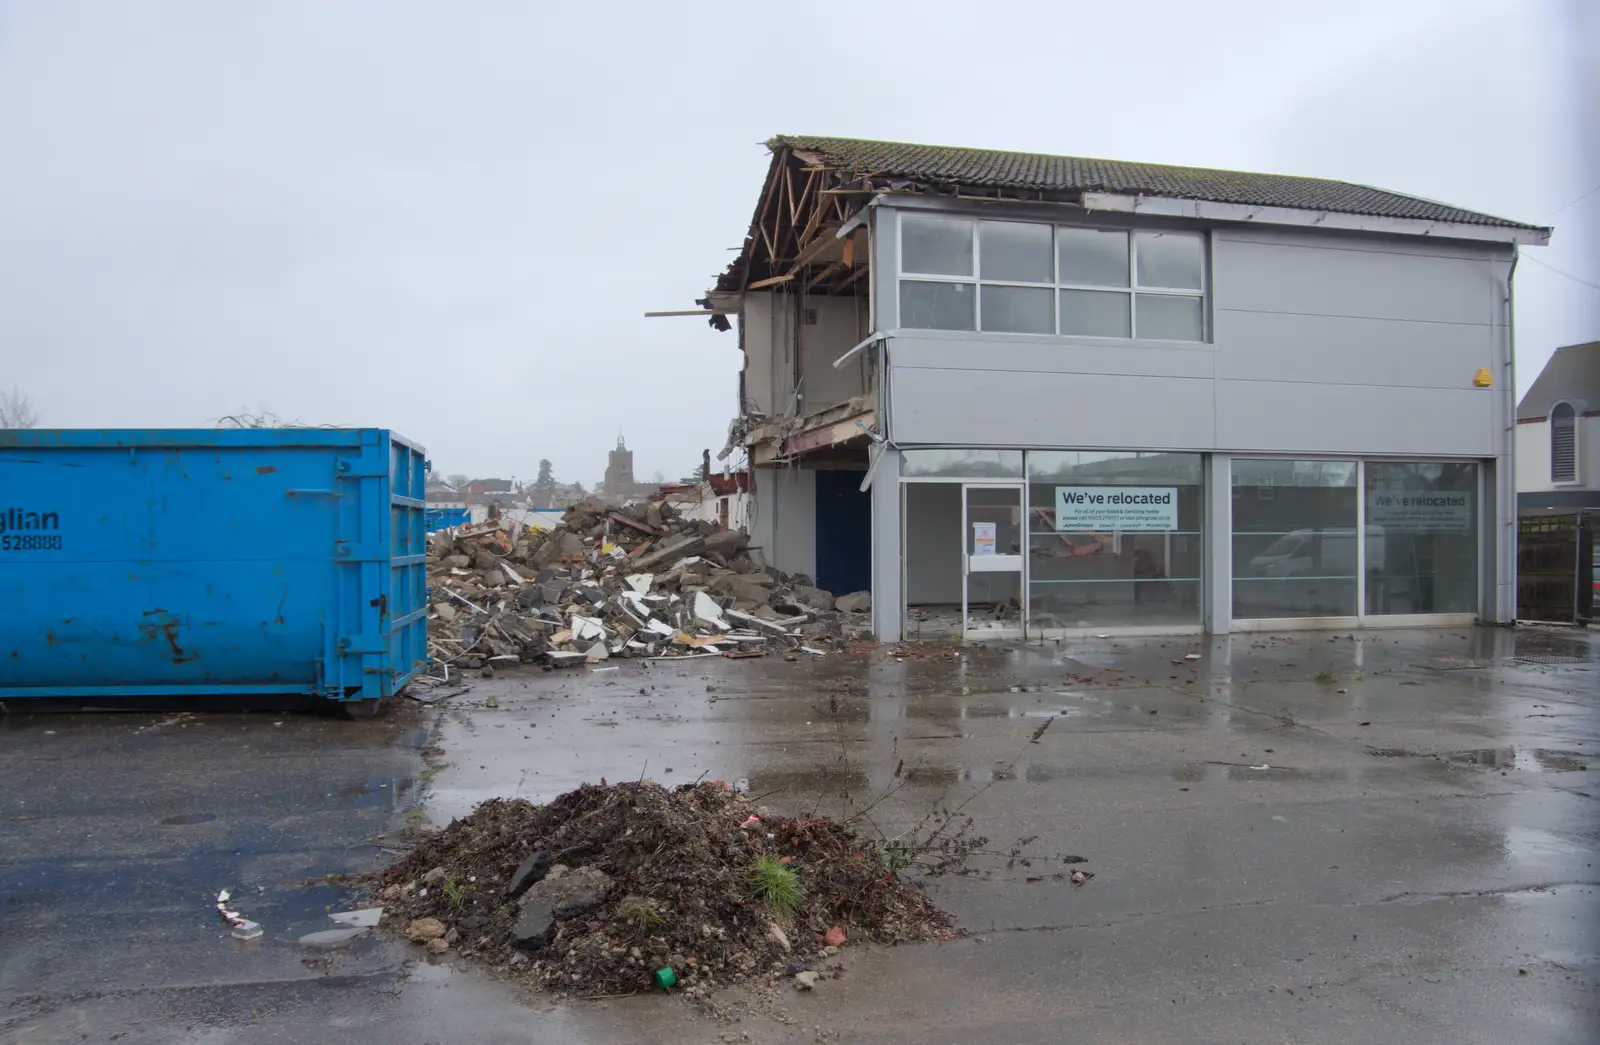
698 136 1549 640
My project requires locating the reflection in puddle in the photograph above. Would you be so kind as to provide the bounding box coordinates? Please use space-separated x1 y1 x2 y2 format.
1370 747 1589 772
1225 765 1348 783
748 768 871 795
338 777 421 807
903 765 964 786
1442 748 1589 772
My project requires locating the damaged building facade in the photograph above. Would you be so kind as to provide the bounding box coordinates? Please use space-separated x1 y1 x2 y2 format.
699 136 1550 641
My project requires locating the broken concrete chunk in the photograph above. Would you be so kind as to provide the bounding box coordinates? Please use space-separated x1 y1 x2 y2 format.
510 899 557 950
504 850 555 900
631 535 705 571
791 585 835 611
692 591 728 630
547 651 586 668
730 577 774 605
703 528 749 559
834 591 872 614
570 615 606 641
510 867 612 951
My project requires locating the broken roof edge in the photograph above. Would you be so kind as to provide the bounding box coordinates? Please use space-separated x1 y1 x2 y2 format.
766 134 1551 240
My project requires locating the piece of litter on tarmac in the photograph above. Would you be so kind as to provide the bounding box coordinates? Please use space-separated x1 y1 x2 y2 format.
328 907 383 928
799 646 826 656
1184 653 1202 660
216 889 230 904
231 920 264 941
590 666 619 673
1249 764 1272 771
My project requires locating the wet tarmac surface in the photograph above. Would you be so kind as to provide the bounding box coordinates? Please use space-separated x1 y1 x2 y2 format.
2 627 1597 1043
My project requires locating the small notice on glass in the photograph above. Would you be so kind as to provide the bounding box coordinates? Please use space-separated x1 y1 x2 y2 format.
972 522 997 556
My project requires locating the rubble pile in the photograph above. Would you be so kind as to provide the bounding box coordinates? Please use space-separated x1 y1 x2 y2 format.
373 781 954 995
424 498 872 671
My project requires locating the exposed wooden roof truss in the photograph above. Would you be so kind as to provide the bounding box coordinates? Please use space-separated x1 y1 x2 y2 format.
717 146 874 296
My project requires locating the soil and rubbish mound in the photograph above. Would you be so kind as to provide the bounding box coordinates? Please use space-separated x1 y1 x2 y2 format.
372 780 955 996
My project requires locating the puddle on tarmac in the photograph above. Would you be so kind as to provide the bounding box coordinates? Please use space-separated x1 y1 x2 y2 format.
296 926 372 947
337 776 421 807
395 727 432 750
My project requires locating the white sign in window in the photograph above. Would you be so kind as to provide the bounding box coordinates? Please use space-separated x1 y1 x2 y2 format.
972 521 997 555
1055 486 1178 531
1365 491 1472 534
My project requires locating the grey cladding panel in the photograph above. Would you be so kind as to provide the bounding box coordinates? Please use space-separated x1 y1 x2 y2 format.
892 335 1214 380
1215 380 1497 456
1212 238 1494 324
891 366 1215 449
1213 310 1493 387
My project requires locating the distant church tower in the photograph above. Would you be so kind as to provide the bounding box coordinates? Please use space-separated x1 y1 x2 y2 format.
603 436 634 499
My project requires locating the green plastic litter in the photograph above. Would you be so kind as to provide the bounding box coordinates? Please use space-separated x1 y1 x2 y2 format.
653 966 677 990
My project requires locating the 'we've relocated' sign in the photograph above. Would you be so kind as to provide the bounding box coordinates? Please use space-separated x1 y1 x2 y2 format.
1055 487 1178 531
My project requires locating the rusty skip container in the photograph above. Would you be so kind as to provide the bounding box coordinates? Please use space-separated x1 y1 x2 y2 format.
0 428 429 712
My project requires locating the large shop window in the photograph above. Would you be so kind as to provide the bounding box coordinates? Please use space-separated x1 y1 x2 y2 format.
1232 460 1358 618
1364 462 1478 615
899 215 1206 341
1026 452 1204 628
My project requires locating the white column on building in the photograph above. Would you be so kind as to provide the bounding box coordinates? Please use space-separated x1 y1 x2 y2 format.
870 447 902 641
1204 453 1232 633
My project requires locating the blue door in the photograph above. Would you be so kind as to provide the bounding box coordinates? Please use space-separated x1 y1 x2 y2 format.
814 469 871 596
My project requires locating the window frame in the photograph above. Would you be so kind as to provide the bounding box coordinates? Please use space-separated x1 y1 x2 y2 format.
896 214 1209 341
1550 401 1579 485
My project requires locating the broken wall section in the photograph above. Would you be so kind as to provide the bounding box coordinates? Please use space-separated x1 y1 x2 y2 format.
741 292 870 420
747 468 816 579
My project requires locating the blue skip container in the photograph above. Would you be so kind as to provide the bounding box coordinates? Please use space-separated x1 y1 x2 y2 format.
0 428 429 712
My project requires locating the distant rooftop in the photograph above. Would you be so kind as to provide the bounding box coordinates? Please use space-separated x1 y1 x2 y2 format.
1519 341 1600 420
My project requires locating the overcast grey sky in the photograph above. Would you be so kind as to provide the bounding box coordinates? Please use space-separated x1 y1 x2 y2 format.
1 0 1594 486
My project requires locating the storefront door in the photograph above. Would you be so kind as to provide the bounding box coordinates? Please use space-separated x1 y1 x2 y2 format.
963 483 1025 638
